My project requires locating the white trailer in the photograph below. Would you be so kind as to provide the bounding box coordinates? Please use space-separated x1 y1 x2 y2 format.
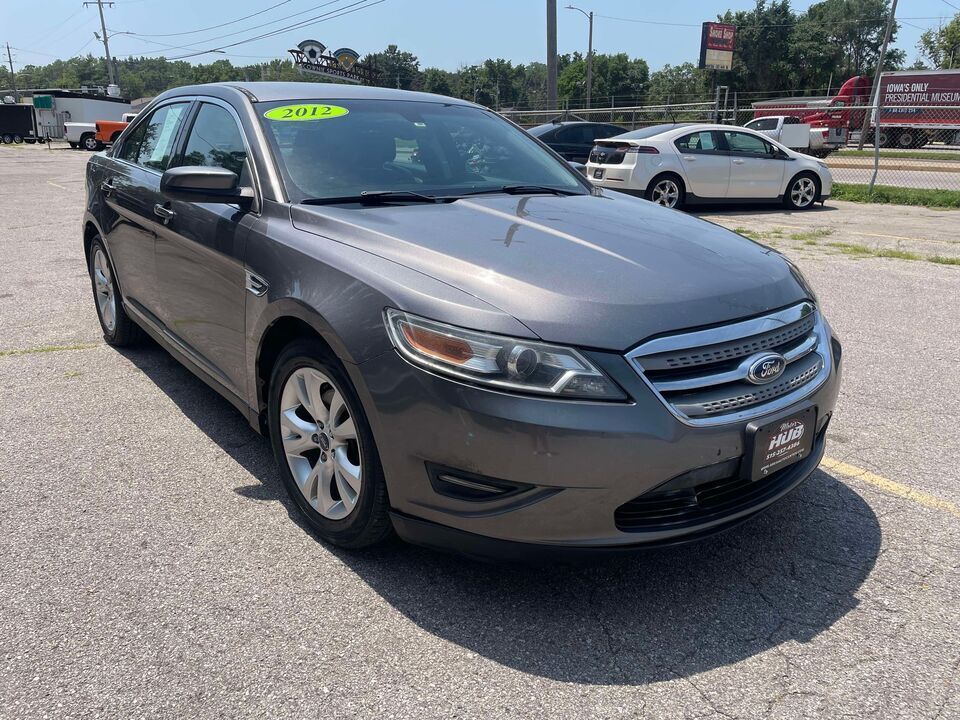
27 89 131 140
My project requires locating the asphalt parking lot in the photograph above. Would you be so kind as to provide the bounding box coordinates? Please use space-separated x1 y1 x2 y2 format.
1 143 958 720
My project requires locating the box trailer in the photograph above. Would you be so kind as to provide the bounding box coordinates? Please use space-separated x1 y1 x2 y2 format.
0 103 43 144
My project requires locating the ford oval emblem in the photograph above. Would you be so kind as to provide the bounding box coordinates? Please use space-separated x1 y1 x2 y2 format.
746 353 787 384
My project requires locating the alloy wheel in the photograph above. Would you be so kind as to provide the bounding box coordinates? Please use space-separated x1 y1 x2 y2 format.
651 179 680 208
92 247 116 332
279 367 362 520
790 177 817 208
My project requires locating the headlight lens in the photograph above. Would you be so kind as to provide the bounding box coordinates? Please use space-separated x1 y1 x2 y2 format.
384 309 625 400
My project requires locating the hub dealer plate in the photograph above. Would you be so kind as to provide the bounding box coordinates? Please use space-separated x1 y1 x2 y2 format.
747 407 816 481
593 168 604 179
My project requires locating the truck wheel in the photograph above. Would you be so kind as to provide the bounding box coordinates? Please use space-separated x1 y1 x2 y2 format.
12 135 22 144
81 134 99 151
784 172 820 211
877 130 897 148
1 134 12 144
897 131 916 148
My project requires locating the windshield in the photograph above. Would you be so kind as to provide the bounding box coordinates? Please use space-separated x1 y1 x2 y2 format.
257 99 586 202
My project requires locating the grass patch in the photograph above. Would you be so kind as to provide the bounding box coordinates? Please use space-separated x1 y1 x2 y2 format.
789 229 834 243
832 183 960 209
836 149 960 162
929 255 960 266
0 343 98 358
826 242 925 261
734 226 785 242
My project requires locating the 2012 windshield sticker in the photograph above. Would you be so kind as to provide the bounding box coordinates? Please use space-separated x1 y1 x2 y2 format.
263 104 349 121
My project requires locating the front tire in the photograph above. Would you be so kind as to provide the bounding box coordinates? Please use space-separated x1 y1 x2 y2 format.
268 340 392 549
88 237 142 346
645 173 685 209
784 172 820 210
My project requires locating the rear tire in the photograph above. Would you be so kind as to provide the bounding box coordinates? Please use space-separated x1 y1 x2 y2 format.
80 133 99 151
87 236 142 346
268 339 393 549
1 134 12 144
645 173 685 210
784 172 820 211
13 135 22 144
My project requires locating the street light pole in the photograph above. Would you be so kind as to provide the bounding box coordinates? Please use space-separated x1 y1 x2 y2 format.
566 5 593 108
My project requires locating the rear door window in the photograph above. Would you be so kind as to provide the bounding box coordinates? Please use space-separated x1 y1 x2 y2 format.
118 102 190 172
675 131 720 153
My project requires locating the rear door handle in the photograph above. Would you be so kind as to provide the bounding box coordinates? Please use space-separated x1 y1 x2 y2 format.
732 159 746 165
100 180 116 196
153 204 175 222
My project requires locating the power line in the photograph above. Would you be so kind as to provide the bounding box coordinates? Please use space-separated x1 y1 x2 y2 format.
120 0 294 38
164 0 388 60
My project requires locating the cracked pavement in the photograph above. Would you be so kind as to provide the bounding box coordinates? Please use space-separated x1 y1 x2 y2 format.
1 144 958 719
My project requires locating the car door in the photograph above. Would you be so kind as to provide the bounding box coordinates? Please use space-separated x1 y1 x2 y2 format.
154 99 258 397
672 130 730 198
100 101 192 320
721 130 786 199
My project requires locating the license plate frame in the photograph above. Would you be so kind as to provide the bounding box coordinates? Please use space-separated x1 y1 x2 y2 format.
745 406 817 481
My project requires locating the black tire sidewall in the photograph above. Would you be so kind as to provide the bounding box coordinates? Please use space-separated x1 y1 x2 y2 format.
785 172 820 210
267 341 390 547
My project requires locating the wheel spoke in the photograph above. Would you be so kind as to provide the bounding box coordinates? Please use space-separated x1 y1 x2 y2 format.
316 461 337 514
281 407 316 437
334 447 362 494
307 372 329 425
282 431 315 457
332 415 357 442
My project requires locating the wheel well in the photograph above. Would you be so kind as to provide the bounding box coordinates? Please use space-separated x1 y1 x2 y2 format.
83 222 99 265
646 171 685 195
787 170 821 197
80 131 94 140
255 317 336 427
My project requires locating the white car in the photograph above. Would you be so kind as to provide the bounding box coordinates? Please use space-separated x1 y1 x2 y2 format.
585 123 833 210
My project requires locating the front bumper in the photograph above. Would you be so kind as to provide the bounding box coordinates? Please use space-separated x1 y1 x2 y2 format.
350 329 841 556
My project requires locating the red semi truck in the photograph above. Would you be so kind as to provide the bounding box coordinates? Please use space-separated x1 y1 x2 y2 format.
752 70 960 149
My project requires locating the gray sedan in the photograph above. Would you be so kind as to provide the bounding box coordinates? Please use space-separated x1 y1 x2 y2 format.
82 82 841 559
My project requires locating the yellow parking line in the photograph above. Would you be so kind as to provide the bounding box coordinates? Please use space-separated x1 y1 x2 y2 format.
821 456 960 519
46 180 68 190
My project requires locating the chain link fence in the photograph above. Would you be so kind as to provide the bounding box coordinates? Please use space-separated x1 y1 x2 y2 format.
502 100 960 193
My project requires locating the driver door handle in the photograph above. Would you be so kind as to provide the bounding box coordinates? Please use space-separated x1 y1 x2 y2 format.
682 155 696 161
732 158 746 165
153 204 175 222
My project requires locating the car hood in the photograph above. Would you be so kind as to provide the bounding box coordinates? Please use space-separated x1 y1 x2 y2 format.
291 192 810 350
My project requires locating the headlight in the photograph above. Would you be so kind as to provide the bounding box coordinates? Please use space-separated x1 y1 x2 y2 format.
384 309 625 400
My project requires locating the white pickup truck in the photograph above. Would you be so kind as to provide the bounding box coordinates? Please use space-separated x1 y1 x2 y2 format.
64 122 100 151
744 115 840 158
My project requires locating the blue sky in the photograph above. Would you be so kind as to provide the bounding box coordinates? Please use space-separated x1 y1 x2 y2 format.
7 0 959 78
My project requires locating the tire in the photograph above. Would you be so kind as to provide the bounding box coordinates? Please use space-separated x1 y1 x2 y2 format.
645 173 685 209
80 133 99 151
87 236 142 346
69 142 78 149
897 130 916 149
1 134 12 144
13 135 22 144
268 339 392 549
784 172 820 211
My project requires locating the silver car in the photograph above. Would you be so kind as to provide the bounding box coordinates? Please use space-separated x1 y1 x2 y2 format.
82 83 842 560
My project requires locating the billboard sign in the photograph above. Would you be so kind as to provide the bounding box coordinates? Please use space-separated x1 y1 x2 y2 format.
289 39 378 85
699 22 736 71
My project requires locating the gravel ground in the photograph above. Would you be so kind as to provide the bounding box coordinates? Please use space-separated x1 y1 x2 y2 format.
1 143 958 720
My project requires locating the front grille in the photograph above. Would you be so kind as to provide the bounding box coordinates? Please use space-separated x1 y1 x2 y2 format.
627 303 829 424
615 427 825 532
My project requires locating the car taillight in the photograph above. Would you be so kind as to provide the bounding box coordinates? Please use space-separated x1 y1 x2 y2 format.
626 145 659 154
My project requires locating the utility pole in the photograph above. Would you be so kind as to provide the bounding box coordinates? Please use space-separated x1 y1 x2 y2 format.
566 6 593 108
5 43 18 101
84 0 116 87
546 0 557 109
857 0 897 150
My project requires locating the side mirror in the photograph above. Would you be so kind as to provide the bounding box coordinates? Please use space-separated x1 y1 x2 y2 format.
160 166 254 207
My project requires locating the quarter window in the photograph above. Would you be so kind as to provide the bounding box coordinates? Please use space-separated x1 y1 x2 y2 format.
180 103 249 179
117 102 190 171
722 131 773 155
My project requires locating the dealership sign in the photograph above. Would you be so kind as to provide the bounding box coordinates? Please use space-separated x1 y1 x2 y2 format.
289 40 377 84
699 22 736 71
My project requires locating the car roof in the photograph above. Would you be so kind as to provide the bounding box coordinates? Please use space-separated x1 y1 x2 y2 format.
609 123 755 141
528 120 621 134
155 81 480 107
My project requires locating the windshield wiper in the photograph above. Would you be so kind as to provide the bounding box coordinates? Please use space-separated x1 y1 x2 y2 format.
301 190 451 206
462 185 583 197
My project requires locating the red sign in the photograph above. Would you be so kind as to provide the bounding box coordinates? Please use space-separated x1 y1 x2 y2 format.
704 23 736 52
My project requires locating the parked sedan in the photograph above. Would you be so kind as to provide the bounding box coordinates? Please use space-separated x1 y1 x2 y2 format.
528 120 626 163
586 123 833 210
83 83 840 559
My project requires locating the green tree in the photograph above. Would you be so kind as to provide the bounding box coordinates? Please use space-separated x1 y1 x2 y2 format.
918 14 960 69
363 44 420 90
